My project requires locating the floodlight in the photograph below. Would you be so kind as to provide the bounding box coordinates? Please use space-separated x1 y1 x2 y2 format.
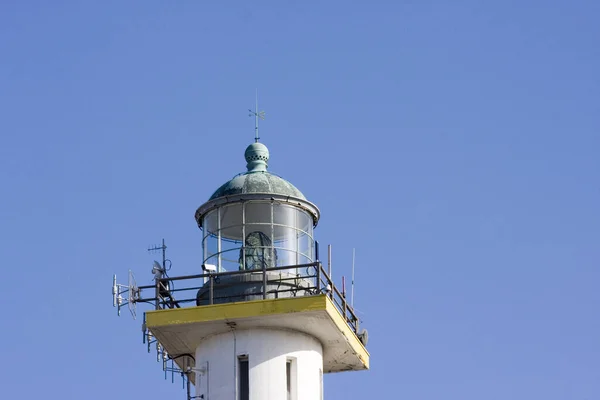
202 263 217 273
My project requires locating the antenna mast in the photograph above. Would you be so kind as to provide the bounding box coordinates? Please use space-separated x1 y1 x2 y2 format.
148 238 168 270
248 90 265 142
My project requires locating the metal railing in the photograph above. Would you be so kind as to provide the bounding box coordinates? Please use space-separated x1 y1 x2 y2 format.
135 261 360 335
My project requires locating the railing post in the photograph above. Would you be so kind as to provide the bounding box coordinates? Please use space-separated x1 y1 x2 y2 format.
262 262 267 300
209 275 214 305
342 276 347 321
327 245 334 300
155 278 160 310
327 245 332 278
316 262 321 294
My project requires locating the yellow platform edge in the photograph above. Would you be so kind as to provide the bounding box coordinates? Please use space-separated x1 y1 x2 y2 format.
146 295 369 369
146 295 327 326
324 297 370 368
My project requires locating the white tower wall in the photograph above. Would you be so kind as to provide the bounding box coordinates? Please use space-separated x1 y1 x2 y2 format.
195 328 323 400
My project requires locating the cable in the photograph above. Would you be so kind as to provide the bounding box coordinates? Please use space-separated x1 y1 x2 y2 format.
168 353 196 363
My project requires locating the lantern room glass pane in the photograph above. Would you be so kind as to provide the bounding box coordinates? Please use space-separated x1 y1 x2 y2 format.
296 209 312 234
220 204 243 230
203 233 218 263
244 223 272 239
297 253 312 265
221 249 241 272
273 225 297 249
245 202 271 224
221 237 243 254
204 210 218 237
220 204 244 242
298 232 312 261
220 224 243 242
273 225 298 266
276 249 297 268
274 204 295 227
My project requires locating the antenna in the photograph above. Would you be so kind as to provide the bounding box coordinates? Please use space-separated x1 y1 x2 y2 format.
351 248 356 308
128 270 138 318
113 237 199 393
148 238 168 271
112 269 140 319
112 239 171 320
248 90 265 142
148 238 177 309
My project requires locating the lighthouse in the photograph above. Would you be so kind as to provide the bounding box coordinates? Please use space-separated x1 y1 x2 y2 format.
114 135 369 399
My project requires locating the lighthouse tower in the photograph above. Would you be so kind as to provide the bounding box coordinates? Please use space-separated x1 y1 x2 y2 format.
117 136 369 399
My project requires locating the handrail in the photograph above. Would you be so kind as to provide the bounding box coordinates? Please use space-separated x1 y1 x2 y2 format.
140 261 360 334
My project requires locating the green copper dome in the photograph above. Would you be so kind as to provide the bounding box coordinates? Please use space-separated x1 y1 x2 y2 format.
208 142 307 201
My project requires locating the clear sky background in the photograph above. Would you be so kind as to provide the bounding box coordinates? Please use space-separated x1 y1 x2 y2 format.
1 1 598 399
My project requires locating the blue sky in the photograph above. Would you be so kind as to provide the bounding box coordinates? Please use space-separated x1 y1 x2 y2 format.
1 1 599 398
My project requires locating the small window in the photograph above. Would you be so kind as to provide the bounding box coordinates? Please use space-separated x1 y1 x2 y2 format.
286 360 292 400
286 358 297 400
239 356 249 400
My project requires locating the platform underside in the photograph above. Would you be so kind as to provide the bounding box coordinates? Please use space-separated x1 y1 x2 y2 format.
145 294 369 377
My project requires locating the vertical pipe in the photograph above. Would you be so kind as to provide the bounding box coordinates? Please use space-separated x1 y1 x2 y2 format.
262 261 267 300
209 275 214 305
242 202 246 271
162 238 166 270
313 240 319 290
155 277 160 311
327 245 332 277
295 209 299 268
217 208 222 273
316 262 321 294
142 313 147 344
186 374 191 400
342 276 347 320
351 248 356 308
202 234 206 274
327 245 333 299
255 89 259 142
112 275 117 307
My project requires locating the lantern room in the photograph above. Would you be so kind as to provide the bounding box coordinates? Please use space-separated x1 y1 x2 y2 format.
194 142 321 304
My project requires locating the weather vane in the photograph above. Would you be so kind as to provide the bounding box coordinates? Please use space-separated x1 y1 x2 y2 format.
248 90 265 143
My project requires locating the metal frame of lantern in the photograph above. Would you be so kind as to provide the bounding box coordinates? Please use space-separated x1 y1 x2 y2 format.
195 193 321 275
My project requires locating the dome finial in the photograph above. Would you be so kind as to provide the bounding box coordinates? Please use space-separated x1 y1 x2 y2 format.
245 142 269 172
248 89 265 143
